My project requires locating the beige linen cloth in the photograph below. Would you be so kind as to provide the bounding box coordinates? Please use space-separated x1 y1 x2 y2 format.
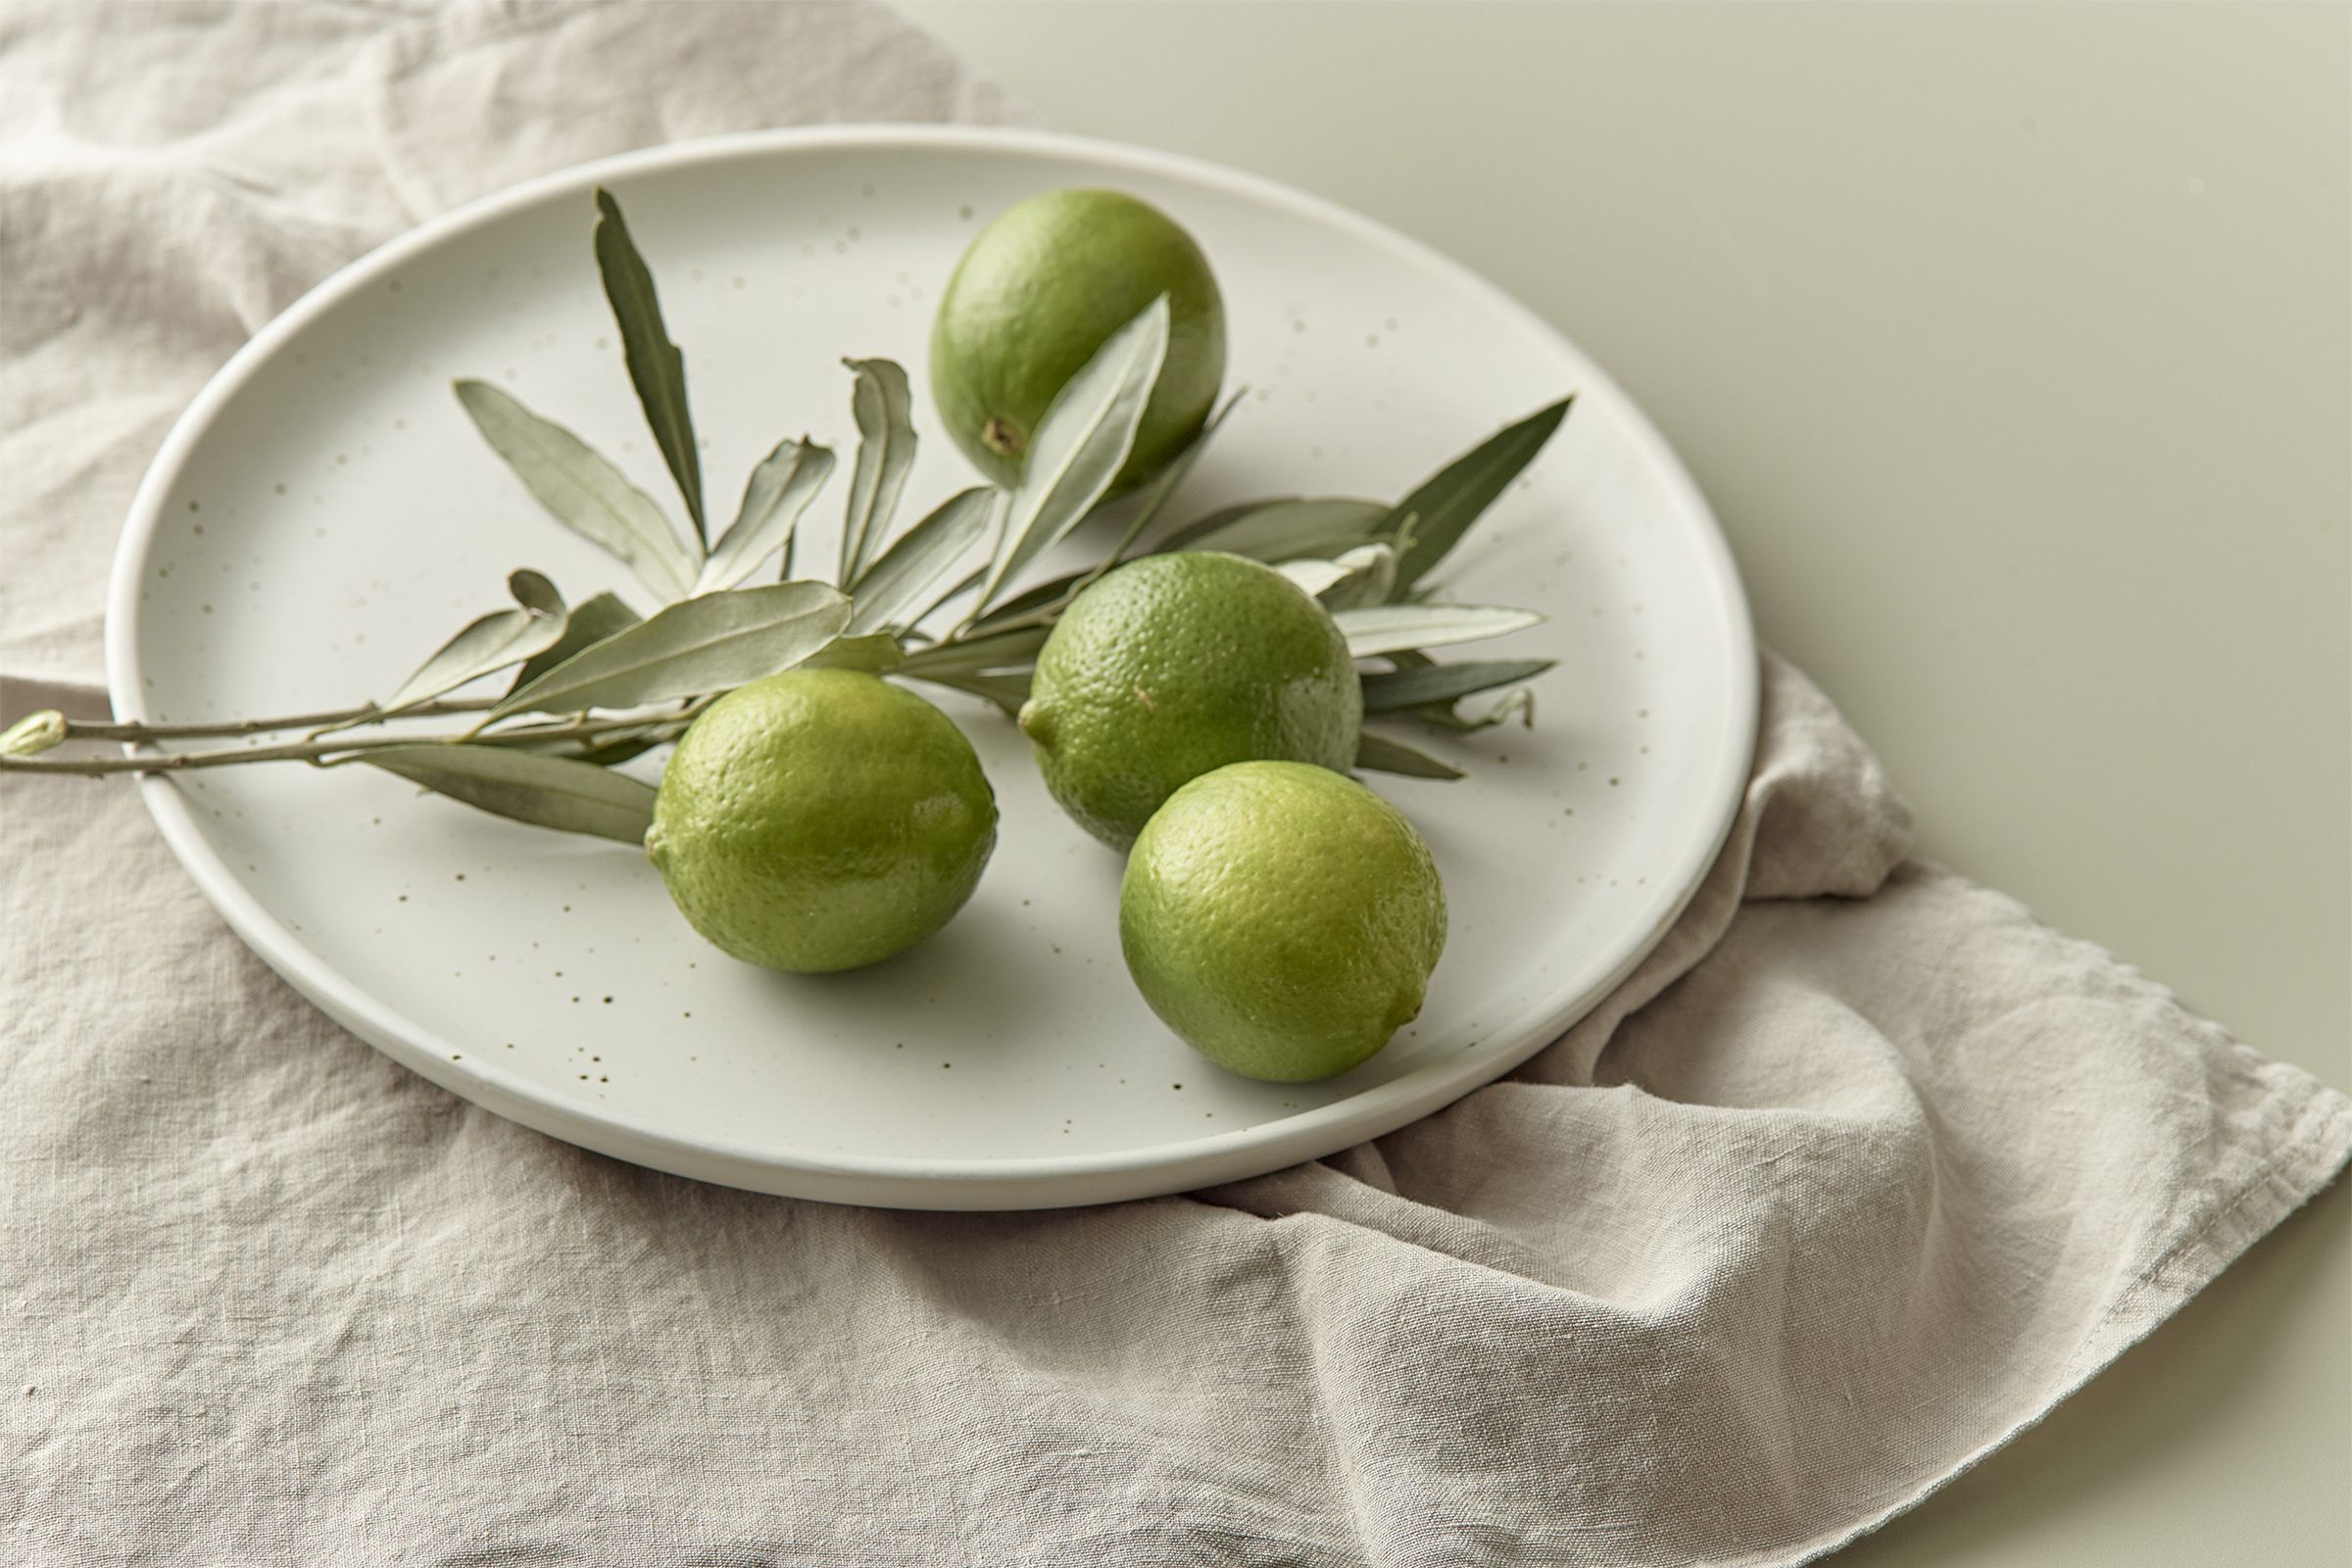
2 4 2345 1564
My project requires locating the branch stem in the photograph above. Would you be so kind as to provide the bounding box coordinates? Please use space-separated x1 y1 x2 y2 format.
3 704 700 778
60 697 500 743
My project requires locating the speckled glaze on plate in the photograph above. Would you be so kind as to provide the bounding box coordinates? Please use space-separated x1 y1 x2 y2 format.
107 127 1755 1208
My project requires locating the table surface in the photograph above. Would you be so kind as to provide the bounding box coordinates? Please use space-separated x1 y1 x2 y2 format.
902 3 2350 1563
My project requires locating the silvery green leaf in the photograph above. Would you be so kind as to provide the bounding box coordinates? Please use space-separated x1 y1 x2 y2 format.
1274 558 1351 598
897 623 1050 675
495 581 851 717
572 736 661 767
801 632 905 672
453 379 696 601
1274 543 1396 611
975 296 1170 612
1414 686 1538 733
964 402 1242 639
1162 496 1392 561
966 565 1087 634
965 393 1238 636
847 487 999 634
593 187 705 544
523 728 663 768
907 668 1032 717
1082 387 1240 562
383 570 568 713
1353 730 1464 781
1333 603 1544 658
507 569 565 618
509 590 642 695
838 358 918 582
955 394 1279 639
1320 543 1398 611
861 561 989 638
1360 657 1556 713
695 438 835 593
908 564 989 629
363 743 656 844
1390 397 1572 588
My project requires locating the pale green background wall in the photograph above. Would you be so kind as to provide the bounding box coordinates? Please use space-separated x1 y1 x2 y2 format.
899 3 2351 1564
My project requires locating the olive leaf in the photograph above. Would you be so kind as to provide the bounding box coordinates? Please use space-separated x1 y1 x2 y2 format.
962 567 1085 637
1332 603 1544 658
909 668 1032 717
496 581 851 717
509 590 641 694
524 728 665 769
838 358 918 583
1273 558 1351 598
1353 730 1465 780
1390 397 1572 589
453 379 697 601
800 632 906 672
846 487 999 635
361 743 656 844
1321 543 1398 611
1360 657 1556 712
695 438 835 594
382 570 569 714
906 564 988 631
1162 496 1393 562
974 295 1170 613
1093 387 1241 556
507 570 564 617
1066 388 1241 586
1277 542 1396 610
1410 686 1537 733
960 391 1240 637
897 623 1050 675
593 186 705 545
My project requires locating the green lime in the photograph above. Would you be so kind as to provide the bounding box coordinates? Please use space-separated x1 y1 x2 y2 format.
1121 761 1446 1082
930 188 1225 492
1017 552 1361 851
646 669 997 974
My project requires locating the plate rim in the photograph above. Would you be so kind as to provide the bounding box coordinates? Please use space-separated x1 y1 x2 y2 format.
104 122 1758 1208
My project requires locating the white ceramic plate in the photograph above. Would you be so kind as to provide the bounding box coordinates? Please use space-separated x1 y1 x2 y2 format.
107 127 1754 1208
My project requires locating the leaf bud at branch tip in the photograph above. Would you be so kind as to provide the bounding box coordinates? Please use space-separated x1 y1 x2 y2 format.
0 710 67 757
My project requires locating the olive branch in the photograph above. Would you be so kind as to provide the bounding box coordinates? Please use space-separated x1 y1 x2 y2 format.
4 189 1572 839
